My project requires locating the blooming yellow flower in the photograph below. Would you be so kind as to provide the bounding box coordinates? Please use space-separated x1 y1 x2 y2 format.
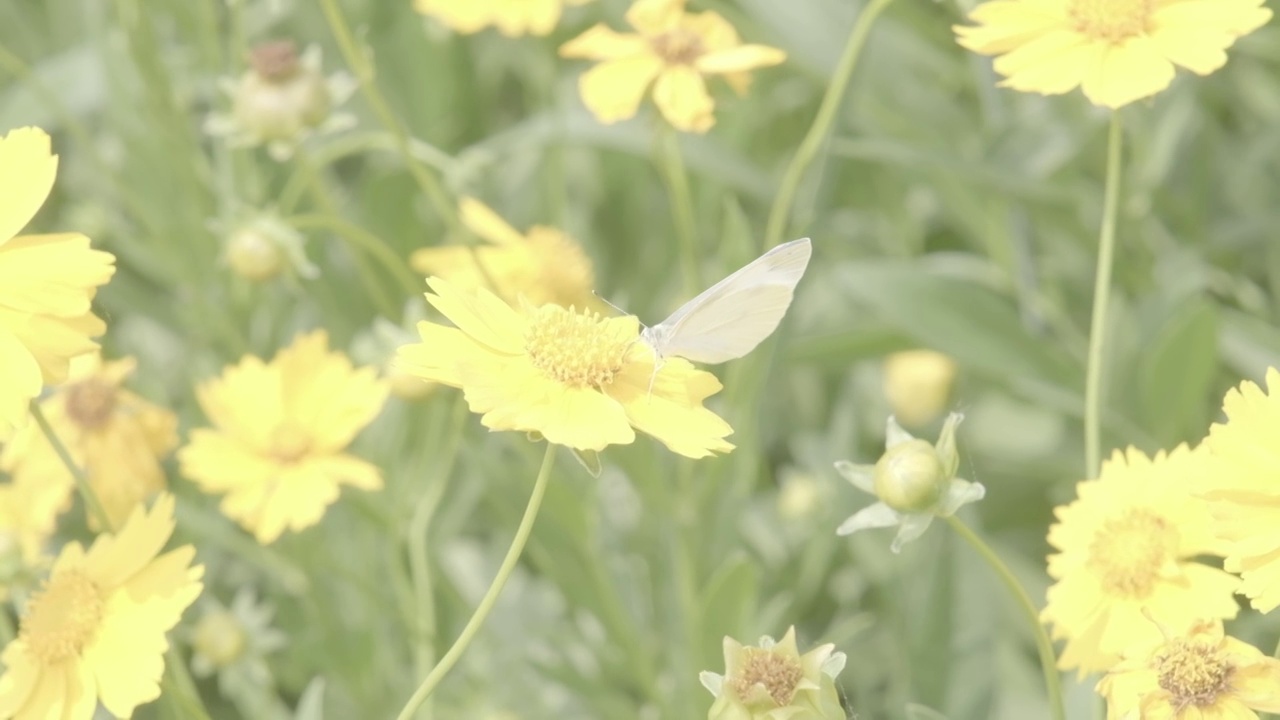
1042 445 1240 675
954 0 1273 108
0 494 203 720
882 350 957 428
415 0 593 36
0 127 116 438
1199 368 1280 613
410 197 599 311
1 354 177 530
559 0 786 132
1098 618 1280 719
395 277 734 458
178 330 389 544
700 627 847 720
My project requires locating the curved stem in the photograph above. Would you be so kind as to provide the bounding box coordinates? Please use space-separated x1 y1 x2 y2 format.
945 516 1064 720
316 0 458 233
29 402 111 531
394 443 557 720
1083 113 1124 478
762 0 895 250
655 124 700 296
287 213 422 299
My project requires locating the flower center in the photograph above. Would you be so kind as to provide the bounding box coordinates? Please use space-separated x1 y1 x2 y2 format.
524 306 627 388
730 647 804 706
269 423 312 463
20 569 104 664
1154 639 1232 710
650 28 705 65
64 378 117 430
1067 0 1153 43
1086 509 1178 598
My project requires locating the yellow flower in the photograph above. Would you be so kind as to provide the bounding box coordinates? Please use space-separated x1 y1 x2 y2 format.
0 494 203 720
415 0 593 36
1 354 177 530
1199 368 1280 613
394 277 734 458
178 330 389 544
954 0 1272 108
0 127 116 438
1041 445 1240 675
700 627 848 720
1097 619 1280 719
410 197 599 311
882 350 957 428
559 0 786 132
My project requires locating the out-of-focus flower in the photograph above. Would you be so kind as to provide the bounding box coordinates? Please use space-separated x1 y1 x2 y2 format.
394 277 734 458
415 0 593 36
834 414 983 553
954 0 1272 108
350 301 436 401
1199 368 1280 613
189 588 286 697
882 350 957 428
0 127 116 438
0 494 203 720
205 41 356 161
1042 445 1239 675
559 0 786 132
178 330 389 544
221 212 318 283
410 197 598 311
1097 618 1280 719
0 354 177 530
700 626 847 720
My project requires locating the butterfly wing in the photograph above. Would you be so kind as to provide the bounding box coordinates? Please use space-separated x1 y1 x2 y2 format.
648 238 811 364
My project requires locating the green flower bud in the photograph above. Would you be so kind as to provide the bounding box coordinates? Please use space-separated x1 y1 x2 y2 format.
873 438 947 513
192 609 247 670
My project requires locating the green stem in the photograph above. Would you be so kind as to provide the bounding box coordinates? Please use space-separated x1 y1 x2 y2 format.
287 213 422 299
655 124 700 296
1083 113 1124 479
316 0 458 233
945 516 1065 720
762 0 895 250
29 402 111 531
394 443 557 720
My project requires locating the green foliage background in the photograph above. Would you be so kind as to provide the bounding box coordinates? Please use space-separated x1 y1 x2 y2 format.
3 0 1280 717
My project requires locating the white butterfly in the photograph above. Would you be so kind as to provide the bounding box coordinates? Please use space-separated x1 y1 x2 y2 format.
640 237 812 366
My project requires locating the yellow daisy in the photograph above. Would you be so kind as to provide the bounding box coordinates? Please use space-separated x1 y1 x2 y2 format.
410 197 599 311
1 354 177 530
415 0 593 36
0 127 117 438
1097 619 1280 719
0 494 203 720
394 277 734 458
1041 445 1239 675
954 0 1273 108
178 330 389 544
559 0 786 132
1199 368 1280 613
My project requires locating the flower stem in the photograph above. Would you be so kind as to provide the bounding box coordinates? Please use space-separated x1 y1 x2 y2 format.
655 124 701 296
29 402 112 532
287 213 422 299
945 516 1064 720
316 0 458 233
1083 113 1124 479
394 442 557 720
763 0 895 250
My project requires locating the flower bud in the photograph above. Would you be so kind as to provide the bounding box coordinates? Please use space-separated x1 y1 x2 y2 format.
883 350 957 428
192 609 247 670
231 41 332 143
702 627 848 720
226 224 285 282
872 438 947 513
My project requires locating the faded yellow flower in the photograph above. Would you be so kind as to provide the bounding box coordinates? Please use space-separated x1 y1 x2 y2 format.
395 276 734 458
410 197 598 311
1 353 177 530
0 127 116 437
415 0 593 36
178 330 389 544
1042 445 1239 675
0 494 203 720
954 0 1272 108
560 0 786 132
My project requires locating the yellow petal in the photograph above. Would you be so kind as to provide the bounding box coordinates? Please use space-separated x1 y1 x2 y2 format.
493 0 561 36
0 324 41 436
652 66 715 133
195 355 283 449
559 24 649 60
83 599 168 717
395 322 474 388
1081 37 1175 108
0 233 115 317
625 0 684 35
459 197 525 246
83 493 176 589
608 359 733 458
696 44 786 74
425 277 525 354
0 642 41 717
954 0 1068 55
0 128 58 245
414 0 493 33
576 54 665 124
179 429 279 492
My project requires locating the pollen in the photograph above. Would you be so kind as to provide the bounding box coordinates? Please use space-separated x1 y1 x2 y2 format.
1067 0 1154 43
650 28 705 66
64 378 118 430
1086 509 1178 598
1154 639 1232 711
269 423 313 463
20 569 104 664
730 647 804 706
524 306 627 388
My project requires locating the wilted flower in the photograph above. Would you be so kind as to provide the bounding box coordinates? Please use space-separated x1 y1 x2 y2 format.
700 627 847 720
834 413 984 552
882 349 957 428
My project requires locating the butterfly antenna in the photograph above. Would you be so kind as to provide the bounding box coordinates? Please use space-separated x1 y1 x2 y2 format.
592 289 632 318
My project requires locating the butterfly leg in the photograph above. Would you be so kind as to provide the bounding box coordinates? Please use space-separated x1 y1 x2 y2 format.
646 357 665 401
